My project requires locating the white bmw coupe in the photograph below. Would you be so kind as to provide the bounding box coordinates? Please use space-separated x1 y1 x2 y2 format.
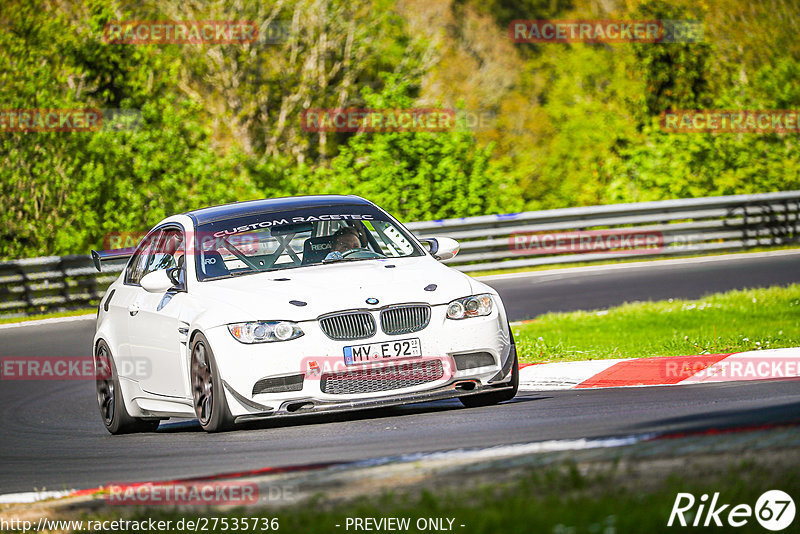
92 195 518 433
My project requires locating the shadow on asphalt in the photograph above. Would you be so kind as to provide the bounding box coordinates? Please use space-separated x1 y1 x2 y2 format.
624 399 800 436
154 394 549 434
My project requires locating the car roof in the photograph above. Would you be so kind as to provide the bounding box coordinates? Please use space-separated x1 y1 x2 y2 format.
186 195 375 225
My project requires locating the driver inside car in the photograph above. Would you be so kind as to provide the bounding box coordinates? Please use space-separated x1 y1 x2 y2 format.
324 226 363 261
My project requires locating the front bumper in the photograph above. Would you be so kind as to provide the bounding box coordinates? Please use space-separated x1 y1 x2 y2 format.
227 378 516 423
203 302 513 418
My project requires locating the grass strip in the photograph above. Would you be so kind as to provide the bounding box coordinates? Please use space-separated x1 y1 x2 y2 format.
514 284 800 363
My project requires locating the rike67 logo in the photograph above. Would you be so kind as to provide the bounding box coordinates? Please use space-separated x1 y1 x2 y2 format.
668 490 795 531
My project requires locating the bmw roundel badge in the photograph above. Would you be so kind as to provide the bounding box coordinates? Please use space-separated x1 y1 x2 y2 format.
366 297 379 305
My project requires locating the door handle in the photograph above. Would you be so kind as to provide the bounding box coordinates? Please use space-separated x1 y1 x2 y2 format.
128 303 140 316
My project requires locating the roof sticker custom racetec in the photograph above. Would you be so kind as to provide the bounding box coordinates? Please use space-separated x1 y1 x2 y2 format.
212 214 375 238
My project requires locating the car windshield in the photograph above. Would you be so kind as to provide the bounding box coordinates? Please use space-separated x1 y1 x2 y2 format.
193 205 424 280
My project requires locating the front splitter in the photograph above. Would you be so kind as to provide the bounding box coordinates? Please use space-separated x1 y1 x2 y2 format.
231 380 515 423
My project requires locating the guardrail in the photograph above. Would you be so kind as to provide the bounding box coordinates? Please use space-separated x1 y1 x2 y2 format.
0 256 126 318
1 191 798 317
408 190 800 272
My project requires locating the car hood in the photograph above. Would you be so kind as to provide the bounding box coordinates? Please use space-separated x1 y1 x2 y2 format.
191 256 477 322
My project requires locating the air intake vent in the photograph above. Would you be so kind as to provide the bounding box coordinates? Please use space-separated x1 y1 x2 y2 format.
380 305 431 335
321 360 444 395
453 352 496 371
319 311 376 340
252 374 304 395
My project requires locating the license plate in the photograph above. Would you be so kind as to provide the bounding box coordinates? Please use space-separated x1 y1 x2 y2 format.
343 338 422 365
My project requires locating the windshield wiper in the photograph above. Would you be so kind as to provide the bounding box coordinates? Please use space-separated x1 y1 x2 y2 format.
321 256 381 265
228 269 262 277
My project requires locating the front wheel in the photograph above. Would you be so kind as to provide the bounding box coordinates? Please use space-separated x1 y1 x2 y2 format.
191 333 234 432
95 341 160 434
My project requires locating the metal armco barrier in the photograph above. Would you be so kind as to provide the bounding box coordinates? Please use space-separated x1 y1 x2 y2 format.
0 255 126 317
407 190 800 272
2 191 799 317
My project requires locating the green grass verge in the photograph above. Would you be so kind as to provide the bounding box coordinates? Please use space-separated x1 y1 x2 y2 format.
0 308 95 325
514 284 800 363
73 456 799 534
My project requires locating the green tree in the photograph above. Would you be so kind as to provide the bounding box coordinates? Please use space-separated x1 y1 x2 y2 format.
0 0 260 258
304 75 523 220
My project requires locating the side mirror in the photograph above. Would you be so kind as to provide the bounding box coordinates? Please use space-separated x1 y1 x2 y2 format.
420 237 460 261
141 270 175 293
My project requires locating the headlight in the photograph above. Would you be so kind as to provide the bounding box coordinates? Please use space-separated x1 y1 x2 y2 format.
227 321 304 343
446 294 493 319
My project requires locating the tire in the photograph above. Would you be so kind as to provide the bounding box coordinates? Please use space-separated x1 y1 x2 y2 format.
95 340 160 435
190 333 234 432
459 324 519 408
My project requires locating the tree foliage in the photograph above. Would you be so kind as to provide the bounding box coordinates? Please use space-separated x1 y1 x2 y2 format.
1 0 799 258
302 75 523 220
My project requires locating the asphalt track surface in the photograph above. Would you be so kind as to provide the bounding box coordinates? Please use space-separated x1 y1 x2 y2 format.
486 250 800 320
1 252 799 494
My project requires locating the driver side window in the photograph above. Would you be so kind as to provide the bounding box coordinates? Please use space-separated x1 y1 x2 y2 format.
125 232 158 285
125 227 186 286
142 229 184 278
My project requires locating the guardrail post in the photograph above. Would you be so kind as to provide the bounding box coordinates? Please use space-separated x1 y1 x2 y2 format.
21 262 33 312
58 256 70 308
783 199 800 244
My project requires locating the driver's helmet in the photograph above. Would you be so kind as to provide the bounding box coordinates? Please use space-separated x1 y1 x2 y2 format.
331 226 362 251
